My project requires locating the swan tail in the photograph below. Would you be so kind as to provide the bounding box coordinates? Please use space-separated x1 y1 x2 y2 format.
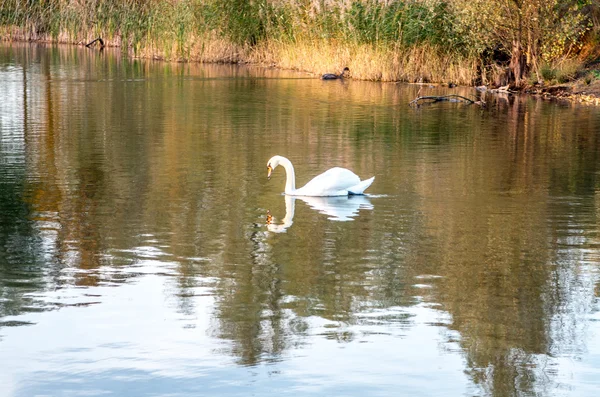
348 176 375 195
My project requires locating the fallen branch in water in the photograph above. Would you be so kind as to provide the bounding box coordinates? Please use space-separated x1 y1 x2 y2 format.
85 37 105 49
409 94 484 107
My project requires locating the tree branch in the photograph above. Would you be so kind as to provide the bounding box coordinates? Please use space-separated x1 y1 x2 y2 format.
409 94 485 107
85 37 105 49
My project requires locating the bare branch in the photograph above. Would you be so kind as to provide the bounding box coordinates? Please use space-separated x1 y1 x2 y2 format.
409 95 485 107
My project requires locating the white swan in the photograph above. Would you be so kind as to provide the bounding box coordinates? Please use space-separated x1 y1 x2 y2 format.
267 155 374 197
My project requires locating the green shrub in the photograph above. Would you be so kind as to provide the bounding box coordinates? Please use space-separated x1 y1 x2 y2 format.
540 63 557 82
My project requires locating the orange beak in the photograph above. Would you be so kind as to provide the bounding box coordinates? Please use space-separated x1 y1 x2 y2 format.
267 165 272 180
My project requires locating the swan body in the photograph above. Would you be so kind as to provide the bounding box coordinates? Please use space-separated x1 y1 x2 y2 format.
267 155 374 197
322 67 349 80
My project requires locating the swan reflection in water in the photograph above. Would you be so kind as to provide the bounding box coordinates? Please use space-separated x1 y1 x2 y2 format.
266 194 373 233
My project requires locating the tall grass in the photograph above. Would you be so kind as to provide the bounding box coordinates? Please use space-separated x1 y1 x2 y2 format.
0 0 592 85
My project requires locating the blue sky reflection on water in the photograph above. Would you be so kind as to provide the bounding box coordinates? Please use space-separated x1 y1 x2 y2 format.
1 266 599 396
0 269 470 397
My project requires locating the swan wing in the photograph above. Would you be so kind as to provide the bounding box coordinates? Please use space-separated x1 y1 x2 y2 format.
295 167 361 196
348 176 375 195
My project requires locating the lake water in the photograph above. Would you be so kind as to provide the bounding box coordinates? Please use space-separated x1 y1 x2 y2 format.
1 43 600 397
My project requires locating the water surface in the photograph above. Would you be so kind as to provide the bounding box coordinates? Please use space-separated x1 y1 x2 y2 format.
1 44 600 397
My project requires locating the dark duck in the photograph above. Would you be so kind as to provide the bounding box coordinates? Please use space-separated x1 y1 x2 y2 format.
321 67 349 80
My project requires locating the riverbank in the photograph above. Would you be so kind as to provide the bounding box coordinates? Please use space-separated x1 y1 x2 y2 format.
0 0 478 83
526 77 600 106
4 33 599 106
1 0 598 102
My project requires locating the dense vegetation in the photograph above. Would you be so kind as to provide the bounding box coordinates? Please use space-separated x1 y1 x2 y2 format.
1 0 599 86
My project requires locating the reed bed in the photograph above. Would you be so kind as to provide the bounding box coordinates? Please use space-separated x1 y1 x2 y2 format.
253 39 477 84
0 0 596 85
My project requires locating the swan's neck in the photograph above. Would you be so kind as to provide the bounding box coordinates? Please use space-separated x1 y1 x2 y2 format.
279 157 296 194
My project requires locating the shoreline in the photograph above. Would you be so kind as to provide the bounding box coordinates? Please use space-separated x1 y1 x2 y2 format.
525 84 600 106
2 37 599 106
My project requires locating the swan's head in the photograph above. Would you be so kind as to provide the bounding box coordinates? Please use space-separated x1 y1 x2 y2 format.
266 155 284 180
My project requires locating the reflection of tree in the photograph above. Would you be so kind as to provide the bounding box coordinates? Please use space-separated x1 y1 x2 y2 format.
0 47 46 320
411 96 600 396
1 46 154 319
216 229 286 365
